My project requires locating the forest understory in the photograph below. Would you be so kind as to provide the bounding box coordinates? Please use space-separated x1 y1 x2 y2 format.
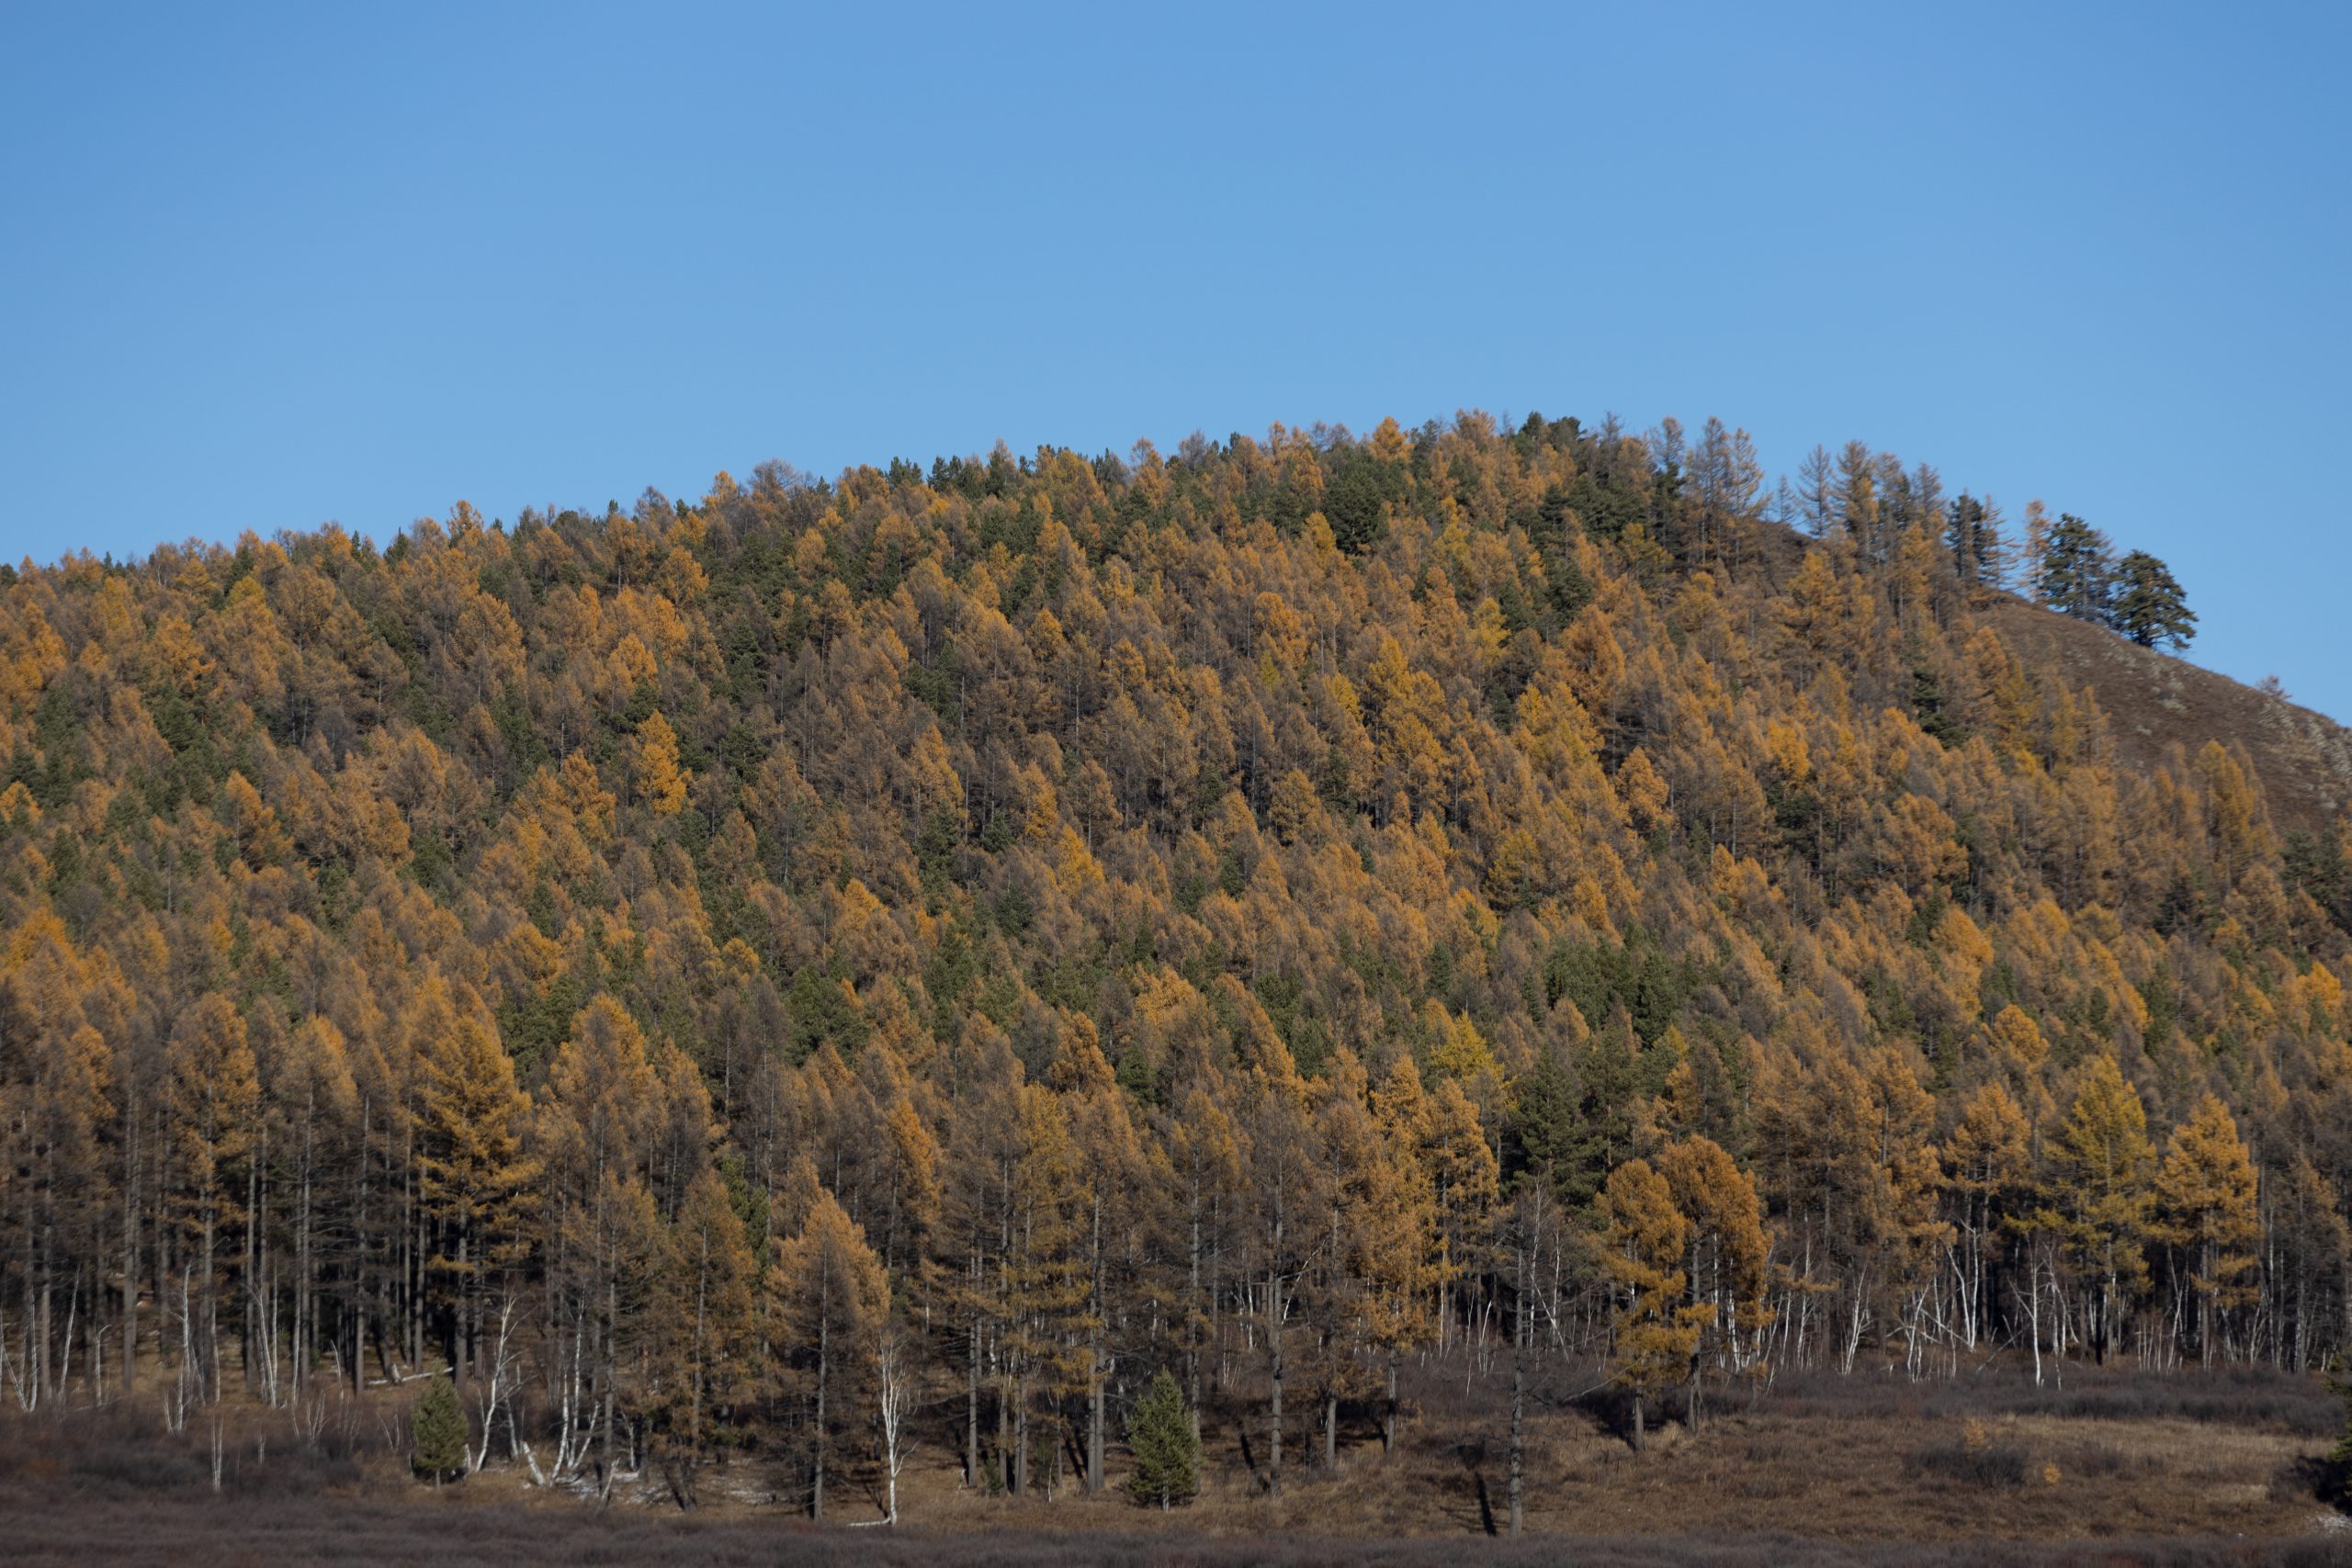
3 1354 2348 1565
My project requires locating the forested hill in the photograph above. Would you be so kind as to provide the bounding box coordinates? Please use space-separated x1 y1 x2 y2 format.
4 411 2351 1507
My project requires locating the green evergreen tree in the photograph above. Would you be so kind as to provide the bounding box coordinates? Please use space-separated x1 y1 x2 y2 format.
1125 1366 1201 1508
2324 1356 2352 1506
2037 513 2115 621
2109 549 2197 649
412 1372 469 1484
1946 492 2009 591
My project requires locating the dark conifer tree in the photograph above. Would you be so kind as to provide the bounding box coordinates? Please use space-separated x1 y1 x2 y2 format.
2109 549 2197 649
2038 512 2116 620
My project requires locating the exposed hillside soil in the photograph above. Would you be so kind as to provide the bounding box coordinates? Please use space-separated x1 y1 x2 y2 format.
1987 596 2352 835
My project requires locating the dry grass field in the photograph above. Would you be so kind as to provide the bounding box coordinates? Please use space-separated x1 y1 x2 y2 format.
6 1361 2351 1565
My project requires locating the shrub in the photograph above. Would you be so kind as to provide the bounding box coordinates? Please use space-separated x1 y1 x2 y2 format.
1905 1437 2030 1489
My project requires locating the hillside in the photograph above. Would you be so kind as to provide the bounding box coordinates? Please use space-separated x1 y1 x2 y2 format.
1988 594 2352 835
2 411 2351 1547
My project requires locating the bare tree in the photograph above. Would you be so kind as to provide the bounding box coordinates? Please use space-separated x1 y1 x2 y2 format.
469 1291 524 1475
856 1312 915 1527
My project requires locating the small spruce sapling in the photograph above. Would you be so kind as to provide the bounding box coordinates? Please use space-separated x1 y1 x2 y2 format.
1126 1367 1201 1509
2318 1358 2352 1507
412 1372 469 1485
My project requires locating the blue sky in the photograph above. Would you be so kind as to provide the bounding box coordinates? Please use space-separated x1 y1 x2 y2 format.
4 4 2346 714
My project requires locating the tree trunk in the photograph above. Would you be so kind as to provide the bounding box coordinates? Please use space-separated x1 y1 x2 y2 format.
1686 1234 1706 1435
813 1293 828 1519
1268 1190 1284 1500
1188 1183 1204 1445
966 1318 980 1489
1509 1299 1524 1535
1013 1377 1030 1496
1384 1347 1398 1453
200 1200 217 1404
1268 1318 1283 1498
1089 1356 1105 1495
598 1278 618 1511
120 1108 140 1401
1088 1192 1105 1495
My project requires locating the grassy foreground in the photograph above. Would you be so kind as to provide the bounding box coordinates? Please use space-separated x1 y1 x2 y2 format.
5 1360 2351 1564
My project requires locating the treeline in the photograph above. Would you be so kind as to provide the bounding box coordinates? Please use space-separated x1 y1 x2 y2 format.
0 411 2338 1515
1781 437 2197 650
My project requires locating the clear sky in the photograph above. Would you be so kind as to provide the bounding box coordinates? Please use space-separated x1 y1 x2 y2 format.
4 4 2346 714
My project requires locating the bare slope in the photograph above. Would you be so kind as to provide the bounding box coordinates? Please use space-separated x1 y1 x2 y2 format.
1988 595 2352 836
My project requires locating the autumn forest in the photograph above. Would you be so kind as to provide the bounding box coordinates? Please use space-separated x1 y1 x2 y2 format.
3 412 2347 1543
